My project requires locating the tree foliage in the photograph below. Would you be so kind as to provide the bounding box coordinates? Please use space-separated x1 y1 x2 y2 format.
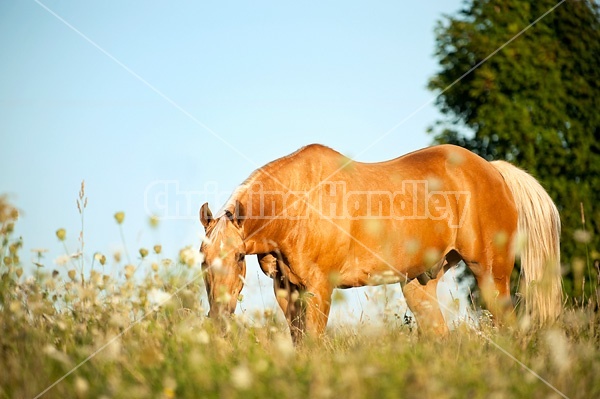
428 0 600 300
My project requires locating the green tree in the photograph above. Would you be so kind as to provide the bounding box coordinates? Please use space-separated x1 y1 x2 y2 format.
428 0 600 301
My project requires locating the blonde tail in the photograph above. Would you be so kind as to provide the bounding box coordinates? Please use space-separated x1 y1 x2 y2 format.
491 160 562 324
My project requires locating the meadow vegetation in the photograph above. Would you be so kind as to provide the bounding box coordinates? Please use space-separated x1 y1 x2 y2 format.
1 193 599 399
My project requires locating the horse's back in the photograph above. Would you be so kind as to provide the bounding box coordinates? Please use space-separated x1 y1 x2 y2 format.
272 143 493 181
267 143 514 212
269 143 515 218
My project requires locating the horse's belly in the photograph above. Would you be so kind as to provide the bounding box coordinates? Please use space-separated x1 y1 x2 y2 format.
338 260 411 288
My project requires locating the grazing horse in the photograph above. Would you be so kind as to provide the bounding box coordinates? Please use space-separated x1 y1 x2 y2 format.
199 144 562 342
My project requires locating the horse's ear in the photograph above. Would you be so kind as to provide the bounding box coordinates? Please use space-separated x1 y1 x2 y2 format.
199 203 213 229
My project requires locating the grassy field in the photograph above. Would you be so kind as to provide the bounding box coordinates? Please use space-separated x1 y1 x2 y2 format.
1 197 599 399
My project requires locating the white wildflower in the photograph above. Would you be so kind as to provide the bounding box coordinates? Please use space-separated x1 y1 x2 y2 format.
211 257 224 274
216 292 232 304
148 289 172 307
54 255 71 267
31 248 49 255
74 376 89 397
180 246 203 268
198 330 210 345
514 231 528 257
544 329 571 373
273 335 295 360
230 364 253 390
573 229 592 244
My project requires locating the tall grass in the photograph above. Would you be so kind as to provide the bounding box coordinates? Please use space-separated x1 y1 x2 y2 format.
1 193 599 399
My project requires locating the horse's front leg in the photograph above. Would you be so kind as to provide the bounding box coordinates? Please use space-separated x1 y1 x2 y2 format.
273 267 306 344
258 253 306 342
303 279 334 338
273 270 333 343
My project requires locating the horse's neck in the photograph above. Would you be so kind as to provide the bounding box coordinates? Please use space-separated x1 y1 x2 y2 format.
240 202 275 255
236 176 288 255
237 157 311 255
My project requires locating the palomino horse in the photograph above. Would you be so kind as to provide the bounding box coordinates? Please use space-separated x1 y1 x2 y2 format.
199 144 562 342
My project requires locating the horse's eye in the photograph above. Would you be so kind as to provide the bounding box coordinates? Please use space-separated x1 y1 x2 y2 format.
236 253 245 263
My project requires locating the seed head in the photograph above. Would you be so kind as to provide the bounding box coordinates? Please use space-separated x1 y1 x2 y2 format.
67 269 77 281
56 228 66 241
149 215 160 228
114 211 125 225
124 264 135 279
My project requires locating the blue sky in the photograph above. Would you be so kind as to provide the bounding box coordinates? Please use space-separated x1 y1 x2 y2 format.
0 0 467 324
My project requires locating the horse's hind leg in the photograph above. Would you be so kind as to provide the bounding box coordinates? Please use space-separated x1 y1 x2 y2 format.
402 273 449 336
467 253 515 326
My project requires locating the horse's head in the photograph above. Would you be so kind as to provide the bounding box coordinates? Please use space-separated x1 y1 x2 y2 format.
199 202 246 320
